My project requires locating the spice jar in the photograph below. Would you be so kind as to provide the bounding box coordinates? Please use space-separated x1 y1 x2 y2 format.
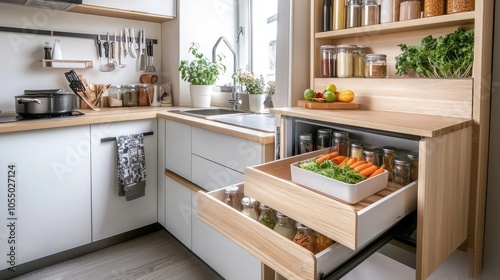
320 45 336 78
352 46 366 78
364 148 379 166
273 212 295 240
424 0 445 17
108 85 122 100
241 197 259 221
346 0 362 28
447 0 475 14
351 141 364 159
362 0 380 27
332 131 349 156
400 0 422 21
393 157 411 186
364 54 387 78
313 231 334 254
316 128 333 150
224 185 241 211
336 45 354 78
293 223 315 252
382 146 396 182
136 84 150 106
380 0 394 23
258 203 277 229
122 84 138 107
299 133 313 154
407 151 419 182
333 0 346 30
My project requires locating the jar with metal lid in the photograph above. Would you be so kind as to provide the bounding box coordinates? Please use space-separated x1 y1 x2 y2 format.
224 185 241 211
400 0 422 21
108 85 122 100
407 152 419 182
352 46 366 78
336 45 354 78
332 131 349 156
293 223 315 252
258 203 276 229
351 142 364 159
364 148 379 166
241 197 259 221
362 0 380 26
364 54 387 78
320 45 337 78
393 157 411 186
316 128 333 150
136 84 150 106
122 84 138 107
424 0 444 17
382 146 396 182
346 0 362 28
299 133 313 154
447 0 475 14
273 212 295 240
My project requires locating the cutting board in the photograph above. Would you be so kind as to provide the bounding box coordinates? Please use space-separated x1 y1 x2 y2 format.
297 100 360 110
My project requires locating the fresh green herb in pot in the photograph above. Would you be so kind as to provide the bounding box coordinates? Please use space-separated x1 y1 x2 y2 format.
395 28 474 78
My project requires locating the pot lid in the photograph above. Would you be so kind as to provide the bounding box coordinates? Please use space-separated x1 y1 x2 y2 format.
24 89 68 95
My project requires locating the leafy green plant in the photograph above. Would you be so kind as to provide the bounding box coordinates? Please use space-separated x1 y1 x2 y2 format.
179 42 226 85
395 28 474 78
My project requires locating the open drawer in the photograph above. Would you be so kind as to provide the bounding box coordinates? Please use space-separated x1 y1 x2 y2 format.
197 184 356 279
243 150 418 250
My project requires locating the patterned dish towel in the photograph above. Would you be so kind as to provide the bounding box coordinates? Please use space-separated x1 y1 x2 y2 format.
116 133 147 201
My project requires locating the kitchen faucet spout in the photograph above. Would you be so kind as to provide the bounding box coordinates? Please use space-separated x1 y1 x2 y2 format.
212 36 240 110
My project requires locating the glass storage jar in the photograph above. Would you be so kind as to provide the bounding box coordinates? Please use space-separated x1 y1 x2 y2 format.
447 0 475 14
364 54 387 78
393 157 411 186
352 46 366 77
299 133 313 154
424 0 445 17
336 45 354 78
108 85 122 100
400 0 422 21
136 84 150 106
224 185 241 211
407 151 419 182
351 141 364 159
316 128 333 150
333 0 346 30
363 148 379 166
362 0 380 26
122 84 138 107
382 146 396 182
293 223 315 252
332 131 349 156
258 203 277 229
346 0 362 28
241 197 259 221
273 212 295 240
320 45 337 78
313 231 334 254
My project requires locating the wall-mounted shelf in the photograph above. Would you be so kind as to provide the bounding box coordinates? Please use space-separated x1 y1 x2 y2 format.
42 59 93 69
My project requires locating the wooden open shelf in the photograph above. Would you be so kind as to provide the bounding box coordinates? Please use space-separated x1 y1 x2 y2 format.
42 59 93 69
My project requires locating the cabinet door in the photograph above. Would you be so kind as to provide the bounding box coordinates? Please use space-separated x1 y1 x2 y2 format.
90 120 158 241
165 175 192 248
82 0 176 17
165 120 191 181
191 155 244 192
0 126 91 269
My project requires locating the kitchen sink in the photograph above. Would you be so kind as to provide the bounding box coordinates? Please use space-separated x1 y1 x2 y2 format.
170 108 250 119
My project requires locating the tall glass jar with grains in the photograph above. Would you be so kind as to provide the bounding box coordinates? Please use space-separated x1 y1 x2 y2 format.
362 0 380 26
424 0 445 17
400 0 422 20
346 0 362 28
447 0 475 14
336 45 354 78
273 212 295 240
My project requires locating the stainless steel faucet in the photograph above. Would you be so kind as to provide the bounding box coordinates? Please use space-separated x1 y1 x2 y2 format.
212 36 241 110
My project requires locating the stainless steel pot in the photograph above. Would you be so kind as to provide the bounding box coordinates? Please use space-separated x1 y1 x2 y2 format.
15 89 76 117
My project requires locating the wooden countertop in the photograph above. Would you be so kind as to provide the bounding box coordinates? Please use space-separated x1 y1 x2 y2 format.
270 107 473 138
0 107 275 144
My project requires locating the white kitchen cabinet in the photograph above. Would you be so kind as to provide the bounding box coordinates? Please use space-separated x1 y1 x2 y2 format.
72 0 176 21
191 154 244 192
165 173 192 248
90 119 158 242
165 120 191 181
0 126 92 270
157 119 166 228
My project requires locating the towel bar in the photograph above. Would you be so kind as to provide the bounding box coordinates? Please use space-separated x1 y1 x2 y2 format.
100 131 154 143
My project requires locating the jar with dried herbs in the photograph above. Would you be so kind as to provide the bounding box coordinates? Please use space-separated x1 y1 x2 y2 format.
122 85 138 107
258 203 276 229
424 0 445 17
293 223 315 252
393 157 411 186
364 54 387 78
352 46 366 77
407 151 419 182
447 0 475 14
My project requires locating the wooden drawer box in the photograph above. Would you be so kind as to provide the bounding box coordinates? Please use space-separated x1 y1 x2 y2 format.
243 150 418 250
197 184 355 280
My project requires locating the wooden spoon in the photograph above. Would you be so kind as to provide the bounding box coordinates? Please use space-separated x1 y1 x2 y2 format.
150 74 158 84
140 74 150 84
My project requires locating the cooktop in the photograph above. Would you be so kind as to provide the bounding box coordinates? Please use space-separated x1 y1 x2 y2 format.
0 111 84 123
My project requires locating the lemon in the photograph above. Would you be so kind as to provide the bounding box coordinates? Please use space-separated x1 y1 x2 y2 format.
325 83 337 93
304 89 316 101
323 91 336 102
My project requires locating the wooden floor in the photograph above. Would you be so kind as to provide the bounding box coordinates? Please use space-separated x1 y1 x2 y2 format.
11 230 223 280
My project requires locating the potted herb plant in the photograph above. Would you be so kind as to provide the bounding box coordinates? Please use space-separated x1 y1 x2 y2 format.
179 42 226 107
236 69 267 113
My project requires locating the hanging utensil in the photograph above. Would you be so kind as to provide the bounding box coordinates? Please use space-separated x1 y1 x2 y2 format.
145 41 156 73
64 70 100 111
118 30 126 68
129 27 138 58
124 28 129 57
101 32 115 72
139 30 146 71
110 32 118 67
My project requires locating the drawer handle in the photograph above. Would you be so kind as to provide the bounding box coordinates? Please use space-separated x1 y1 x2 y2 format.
100 131 154 143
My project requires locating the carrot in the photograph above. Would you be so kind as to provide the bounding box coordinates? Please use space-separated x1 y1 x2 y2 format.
338 157 350 166
368 167 386 178
354 162 374 172
346 157 358 167
331 155 347 165
350 160 367 169
315 151 339 163
360 165 379 177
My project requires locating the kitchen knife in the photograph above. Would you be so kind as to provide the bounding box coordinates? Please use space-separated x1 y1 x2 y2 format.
139 30 146 71
130 27 137 58
124 28 129 57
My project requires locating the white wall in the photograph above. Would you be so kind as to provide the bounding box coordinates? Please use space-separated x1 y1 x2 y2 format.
0 4 162 112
